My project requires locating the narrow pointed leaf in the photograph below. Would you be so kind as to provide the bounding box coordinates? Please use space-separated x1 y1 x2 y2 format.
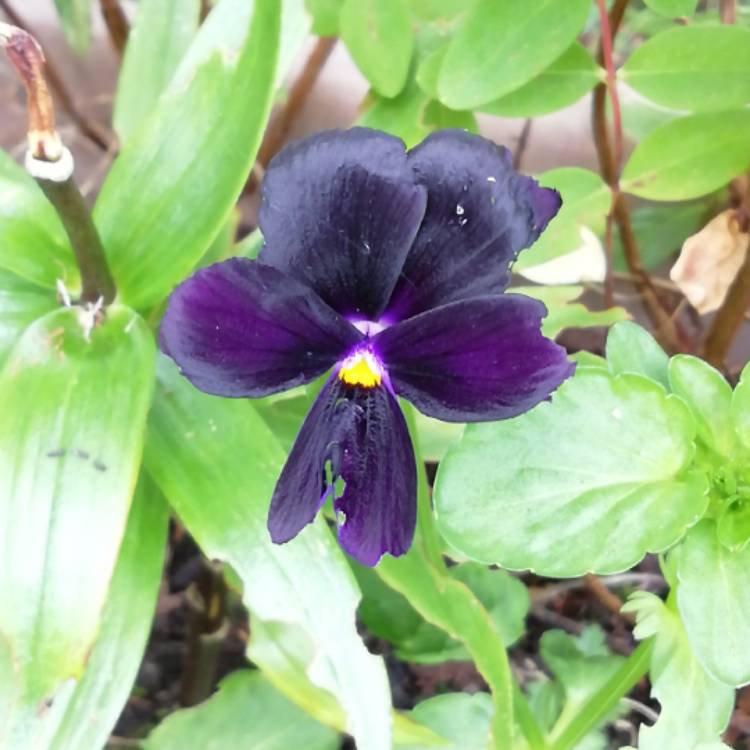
53 0 91 55
94 0 280 309
114 0 202 144
145 358 392 750
0 149 78 291
48 475 169 749
0 306 155 746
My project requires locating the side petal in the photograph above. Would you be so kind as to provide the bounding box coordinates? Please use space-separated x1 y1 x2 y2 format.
268 376 417 567
159 258 361 397
375 294 574 423
386 130 561 320
258 128 427 320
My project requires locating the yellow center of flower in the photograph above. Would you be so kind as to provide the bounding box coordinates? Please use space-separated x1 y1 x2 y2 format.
338 351 382 388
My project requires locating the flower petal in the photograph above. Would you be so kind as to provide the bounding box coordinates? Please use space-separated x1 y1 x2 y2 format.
333 383 416 566
258 128 427 320
375 294 574 422
386 130 561 320
268 376 416 566
160 258 361 397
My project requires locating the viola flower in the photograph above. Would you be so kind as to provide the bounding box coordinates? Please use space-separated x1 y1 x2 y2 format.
160 128 574 566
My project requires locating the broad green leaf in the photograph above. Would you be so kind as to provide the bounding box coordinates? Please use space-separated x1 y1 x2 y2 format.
732 361 750 449
621 26 750 113
623 591 733 748
541 627 625 743
0 149 78 290
143 670 339 750
48 475 169 750
437 0 590 110
612 200 710 271
516 285 629 338
340 0 414 97
306 0 343 35
114 0 202 144
0 306 155 747
621 111 750 201
642 0 698 17
515 168 611 270
400 693 493 750
146 358 392 750
606 321 670 389
434 368 705 577
354 562 528 664
482 43 602 118
717 498 750 552
668 355 735 457
0 270 56 366
53 0 91 55
620 84 684 141
94 0 280 310
677 521 750 686
415 43 447 99
413 412 463 463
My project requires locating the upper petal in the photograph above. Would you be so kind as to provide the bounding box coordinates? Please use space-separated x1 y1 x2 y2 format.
159 258 361 397
267 375 417 567
385 130 561 320
374 294 574 422
258 128 428 320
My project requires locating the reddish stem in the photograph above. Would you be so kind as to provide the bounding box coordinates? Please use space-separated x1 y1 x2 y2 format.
596 0 623 172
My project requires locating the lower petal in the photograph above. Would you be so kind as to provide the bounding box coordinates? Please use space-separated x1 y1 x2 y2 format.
374 294 574 422
333 384 416 566
267 376 417 566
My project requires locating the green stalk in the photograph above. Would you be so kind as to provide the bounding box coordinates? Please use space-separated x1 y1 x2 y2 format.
377 404 546 750
549 639 653 750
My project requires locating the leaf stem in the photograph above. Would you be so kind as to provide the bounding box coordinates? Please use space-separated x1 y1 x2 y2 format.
548 639 653 750
36 171 117 304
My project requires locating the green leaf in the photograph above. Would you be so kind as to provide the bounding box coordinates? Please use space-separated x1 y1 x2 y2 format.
354 562 528 664
0 149 79 291
306 0 343 35
143 670 338 750
621 26 750 113
399 693 493 750
413 412 463 463
642 0 698 17
0 270 57 366
437 0 590 110
541 627 625 743
434 368 705 577
717 498 750 552
47 474 169 750
407 0 467 22
731 361 750 450
145 358 393 750
516 285 629 338
481 43 602 118
606 321 670 389
0 306 155 746
340 0 414 97
415 43 447 99
676 521 750 686
621 111 750 201
612 201 710 272
668 355 735 457
515 168 611 270
114 0 202 144
94 0 280 310
623 590 733 748
53 0 91 55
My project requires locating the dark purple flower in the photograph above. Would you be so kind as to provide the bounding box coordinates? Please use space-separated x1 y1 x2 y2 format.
160 128 574 566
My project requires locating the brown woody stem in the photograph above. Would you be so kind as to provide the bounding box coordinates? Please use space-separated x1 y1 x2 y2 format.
98 0 129 57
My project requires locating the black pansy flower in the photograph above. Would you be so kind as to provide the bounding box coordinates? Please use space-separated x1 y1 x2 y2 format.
160 128 574 566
